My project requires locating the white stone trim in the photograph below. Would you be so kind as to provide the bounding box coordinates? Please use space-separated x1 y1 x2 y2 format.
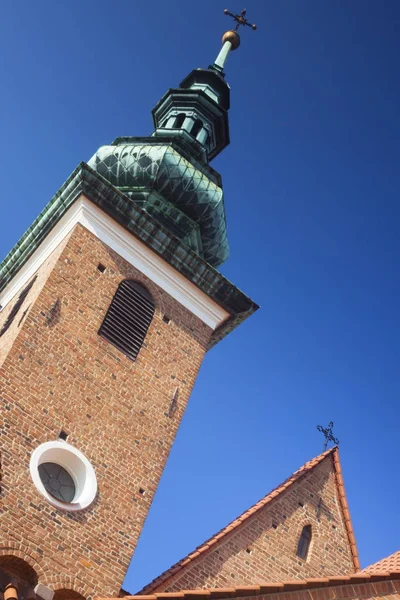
30 440 97 511
0 196 230 329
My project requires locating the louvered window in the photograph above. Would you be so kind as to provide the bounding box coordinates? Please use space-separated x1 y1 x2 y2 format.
99 280 155 361
296 525 312 560
0 276 37 337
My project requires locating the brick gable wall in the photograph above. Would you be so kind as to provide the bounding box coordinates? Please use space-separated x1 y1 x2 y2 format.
0 223 212 599
151 456 355 592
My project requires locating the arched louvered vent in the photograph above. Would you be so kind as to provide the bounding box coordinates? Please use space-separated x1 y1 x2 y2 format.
99 280 155 361
0 276 37 337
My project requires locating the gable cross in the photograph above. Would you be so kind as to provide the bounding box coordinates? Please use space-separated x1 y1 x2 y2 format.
317 421 339 452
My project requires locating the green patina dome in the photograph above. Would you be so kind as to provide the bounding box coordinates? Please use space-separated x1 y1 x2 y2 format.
88 138 229 267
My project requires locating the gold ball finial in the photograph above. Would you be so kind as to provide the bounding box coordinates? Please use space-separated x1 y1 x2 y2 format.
222 30 240 50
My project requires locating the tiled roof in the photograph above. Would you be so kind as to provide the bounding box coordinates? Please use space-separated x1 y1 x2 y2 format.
331 448 359 571
137 447 359 595
363 551 400 573
104 571 400 600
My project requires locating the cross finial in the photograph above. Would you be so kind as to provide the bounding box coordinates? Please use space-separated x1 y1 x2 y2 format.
224 8 257 32
212 8 257 73
317 421 339 452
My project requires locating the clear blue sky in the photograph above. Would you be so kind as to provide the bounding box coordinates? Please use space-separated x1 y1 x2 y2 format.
1 0 399 592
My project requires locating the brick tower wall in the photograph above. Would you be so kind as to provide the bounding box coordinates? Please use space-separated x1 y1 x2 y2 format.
151 456 355 592
0 233 71 369
0 223 212 599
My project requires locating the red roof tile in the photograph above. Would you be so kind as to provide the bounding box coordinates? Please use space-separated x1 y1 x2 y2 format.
362 550 400 574
137 447 360 595
103 571 400 600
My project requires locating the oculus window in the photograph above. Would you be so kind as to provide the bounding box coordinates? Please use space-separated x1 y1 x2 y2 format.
30 441 97 511
38 462 76 503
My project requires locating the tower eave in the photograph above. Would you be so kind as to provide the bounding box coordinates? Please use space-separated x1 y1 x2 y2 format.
0 163 258 350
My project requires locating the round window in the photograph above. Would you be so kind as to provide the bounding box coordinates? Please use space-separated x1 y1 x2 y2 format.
38 462 76 503
30 441 97 511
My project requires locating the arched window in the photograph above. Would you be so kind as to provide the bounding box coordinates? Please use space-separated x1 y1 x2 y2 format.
99 280 155 361
0 276 37 337
174 113 186 128
296 525 312 560
191 119 203 139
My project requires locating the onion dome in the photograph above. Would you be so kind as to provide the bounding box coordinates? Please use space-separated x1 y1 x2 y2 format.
88 137 229 267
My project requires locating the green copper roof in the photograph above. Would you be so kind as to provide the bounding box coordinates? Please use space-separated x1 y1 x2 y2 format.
88 137 229 268
0 163 258 349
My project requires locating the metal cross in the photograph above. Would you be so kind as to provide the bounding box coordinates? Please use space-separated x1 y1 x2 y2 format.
317 421 339 451
223 8 257 31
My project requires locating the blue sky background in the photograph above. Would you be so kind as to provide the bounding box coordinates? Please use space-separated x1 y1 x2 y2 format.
1 0 399 592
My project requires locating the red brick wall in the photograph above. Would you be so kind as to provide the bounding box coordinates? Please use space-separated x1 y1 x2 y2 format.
0 233 71 369
0 223 212 600
153 455 355 592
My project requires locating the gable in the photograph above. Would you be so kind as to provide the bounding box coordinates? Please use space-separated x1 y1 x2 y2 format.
139 448 358 593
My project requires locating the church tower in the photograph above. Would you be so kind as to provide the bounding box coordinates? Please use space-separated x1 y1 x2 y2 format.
0 16 257 600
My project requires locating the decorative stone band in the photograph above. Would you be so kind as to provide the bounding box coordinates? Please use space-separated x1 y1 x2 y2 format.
0 163 258 349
